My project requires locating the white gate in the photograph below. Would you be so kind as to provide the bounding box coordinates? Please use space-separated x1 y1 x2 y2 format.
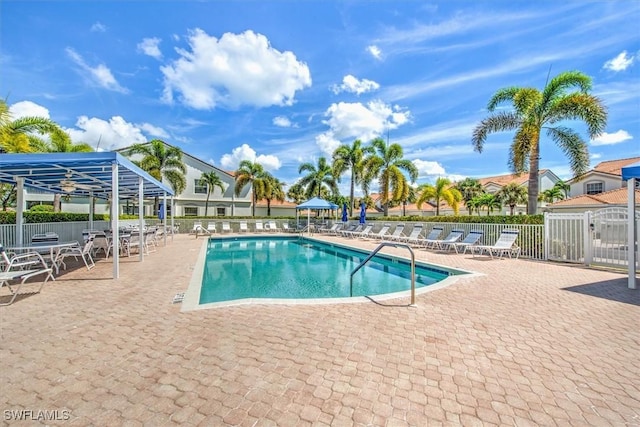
544 212 589 263
590 207 639 269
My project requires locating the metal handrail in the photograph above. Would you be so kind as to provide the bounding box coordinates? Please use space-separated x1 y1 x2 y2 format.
350 242 416 305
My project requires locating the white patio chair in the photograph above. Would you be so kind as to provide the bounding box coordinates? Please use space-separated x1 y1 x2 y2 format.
399 225 424 245
0 246 54 306
417 226 444 248
369 224 391 240
424 229 465 250
255 221 265 232
450 230 484 254
222 222 232 233
384 224 406 241
267 220 279 232
206 222 217 234
239 221 248 233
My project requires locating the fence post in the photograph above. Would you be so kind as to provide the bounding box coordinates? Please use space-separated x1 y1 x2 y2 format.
544 212 549 261
584 211 592 266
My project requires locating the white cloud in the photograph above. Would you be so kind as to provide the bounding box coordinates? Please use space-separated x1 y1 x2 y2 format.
161 29 311 110
90 22 106 32
603 51 634 72
137 37 162 60
138 122 169 139
273 116 292 127
219 143 282 171
315 100 411 155
367 45 382 60
65 47 129 94
412 159 446 177
590 153 602 160
591 130 633 146
9 101 51 119
65 116 148 151
331 75 380 95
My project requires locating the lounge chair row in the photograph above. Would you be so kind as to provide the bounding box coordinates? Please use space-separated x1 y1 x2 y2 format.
192 220 298 235
326 223 521 259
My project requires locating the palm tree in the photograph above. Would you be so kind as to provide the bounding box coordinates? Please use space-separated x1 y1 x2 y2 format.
455 177 485 215
477 193 502 216
538 187 565 204
553 179 570 199
264 176 285 217
286 181 306 204
466 197 482 216
416 177 462 216
496 183 528 215
332 139 372 217
364 137 418 216
0 99 62 153
472 70 607 214
400 185 418 217
123 140 187 215
199 171 225 216
298 157 338 199
234 160 272 216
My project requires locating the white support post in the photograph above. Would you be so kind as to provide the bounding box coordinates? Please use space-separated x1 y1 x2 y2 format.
89 192 94 231
543 212 549 261
138 177 144 262
628 178 637 289
163 193 167 246
111 163 120 279
171 197 175 242
15 177 25 246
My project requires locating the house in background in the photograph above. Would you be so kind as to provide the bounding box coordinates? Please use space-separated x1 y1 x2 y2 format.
545 157 640 213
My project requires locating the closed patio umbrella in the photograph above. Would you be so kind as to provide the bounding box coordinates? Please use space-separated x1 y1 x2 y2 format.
359 203 366 224
342 202 348 222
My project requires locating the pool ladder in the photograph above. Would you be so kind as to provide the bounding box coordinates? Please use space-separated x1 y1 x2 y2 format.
350 242 416 306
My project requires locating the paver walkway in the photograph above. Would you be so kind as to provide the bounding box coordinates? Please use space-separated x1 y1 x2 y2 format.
1 233 638 426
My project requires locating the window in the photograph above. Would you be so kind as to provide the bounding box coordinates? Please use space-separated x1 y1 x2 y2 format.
216 207 226 216
184 207 198 216
585 182 604 195
194 179 207 194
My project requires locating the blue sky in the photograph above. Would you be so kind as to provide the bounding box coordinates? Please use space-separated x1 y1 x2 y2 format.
2 1 639 195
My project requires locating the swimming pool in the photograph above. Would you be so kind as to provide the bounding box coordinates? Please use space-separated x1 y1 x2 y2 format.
183 236 472 309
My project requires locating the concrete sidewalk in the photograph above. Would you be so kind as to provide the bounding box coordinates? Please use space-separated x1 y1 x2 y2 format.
1 233 638 426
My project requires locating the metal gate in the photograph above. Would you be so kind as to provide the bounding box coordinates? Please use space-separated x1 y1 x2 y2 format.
590 207 639 269
544 212 589 263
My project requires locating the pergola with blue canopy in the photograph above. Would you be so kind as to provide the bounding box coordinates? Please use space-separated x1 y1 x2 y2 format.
296 197 338 230
621 161 639 289
0 152 175 279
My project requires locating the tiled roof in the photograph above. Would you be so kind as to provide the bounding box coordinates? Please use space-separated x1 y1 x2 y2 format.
255 199 298 207
476 170 549 187
548 187 640 206
592 157 640 176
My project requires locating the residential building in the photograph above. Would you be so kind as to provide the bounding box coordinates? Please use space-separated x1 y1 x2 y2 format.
567 157 640 197
544 187 640 213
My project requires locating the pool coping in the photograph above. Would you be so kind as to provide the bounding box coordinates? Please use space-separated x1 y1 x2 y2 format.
181 235 484 311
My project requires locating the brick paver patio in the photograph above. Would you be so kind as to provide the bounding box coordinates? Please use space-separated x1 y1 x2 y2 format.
1 233 638 426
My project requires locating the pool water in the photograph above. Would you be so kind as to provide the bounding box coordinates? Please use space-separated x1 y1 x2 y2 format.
200 237 461 304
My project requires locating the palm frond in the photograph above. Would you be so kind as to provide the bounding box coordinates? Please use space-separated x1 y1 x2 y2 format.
472 112 521 152
546 126 590 178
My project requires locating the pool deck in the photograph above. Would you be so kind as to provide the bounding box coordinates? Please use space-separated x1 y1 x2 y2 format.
1 232 638 426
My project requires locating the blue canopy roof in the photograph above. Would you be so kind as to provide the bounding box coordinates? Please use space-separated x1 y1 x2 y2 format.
296 197 337 210
621 161 640 181
0 152 174 199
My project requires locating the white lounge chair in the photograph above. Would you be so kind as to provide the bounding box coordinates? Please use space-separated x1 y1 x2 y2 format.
418 226 444 248
281 223 294 233
206 222 217 234
255 221 265 233
399 225 424 245
57 239 95 270
384 224 406 242
221 222 232 233
0 246 54 306
370 224 391 240
267 220 279 232
449 230 484 254
425 229 465 250
239 221 248 233
471 229 521 259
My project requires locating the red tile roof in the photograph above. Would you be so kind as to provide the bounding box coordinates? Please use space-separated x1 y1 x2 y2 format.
592 157 640 176
548 187 640 207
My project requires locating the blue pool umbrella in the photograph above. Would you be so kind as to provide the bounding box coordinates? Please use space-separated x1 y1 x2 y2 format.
359 203 366 224
342 203 348 222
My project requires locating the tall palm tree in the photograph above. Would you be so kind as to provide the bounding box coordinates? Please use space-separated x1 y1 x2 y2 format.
472 70 607 214
286 181 306 204
332 139 372 217
199 171 225 216
123 139 187 215
538 187 565 204
234 160 272 216
400 185 418 217
455 177 485 215
416 177 462 216
298 157 338 199
496 182 528 215
264 176 285 217
363 137 418 216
